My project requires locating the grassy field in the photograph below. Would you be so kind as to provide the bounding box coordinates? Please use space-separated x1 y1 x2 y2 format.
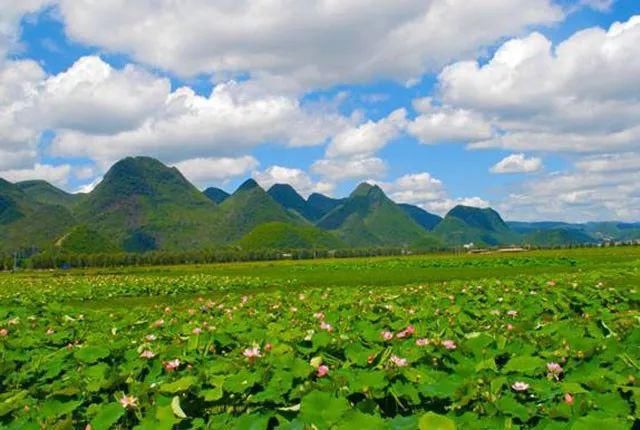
0 247 639 429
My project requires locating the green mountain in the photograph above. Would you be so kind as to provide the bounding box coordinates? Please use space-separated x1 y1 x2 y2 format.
398 204 442 231
75 156 220 252
55 224 119 254
203 187 230 204
16 180 82 209
307 193 344 220
238 222 344 250
0 179 76 253
317 183 440 247
522 228 595 247
216 179 302 242
267 184 320 221
434 205 518 246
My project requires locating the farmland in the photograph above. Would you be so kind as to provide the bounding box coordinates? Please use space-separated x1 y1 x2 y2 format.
0 247 639 429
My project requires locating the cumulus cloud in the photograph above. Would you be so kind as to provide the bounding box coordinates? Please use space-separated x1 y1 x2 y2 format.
377 172 490 215
253 165 334 197
0 163 71 187
49 74 352 166
438 16 640 153
55 0 562 87
408 98 493 144
490 153 542 174
0 1 53 58
172 156 259 186
326 108 407 158
33 56 170 134
311 158 387 182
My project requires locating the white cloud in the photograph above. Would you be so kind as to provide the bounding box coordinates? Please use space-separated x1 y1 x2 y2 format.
172 156 259 186
56 0 562 88
0 163 71 187
311 157 387 182
253 165 334 197
49 77 352 166
377 172 490 215
575 152 640 173
408 99 493 144
579 0 614 11
326 108 406 158
0 59 45 169
34 56 170 134
0 1 52 58
490 153 543 174
438 16 640 153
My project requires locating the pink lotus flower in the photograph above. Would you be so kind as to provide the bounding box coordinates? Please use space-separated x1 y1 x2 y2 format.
511 381 530 392
507 310 518 317
264 343 272 352
145 334 157 341
317 365 329 377
163 359 180 372
243 346 262 360
0 328 7 337
390 355 408 367
140 350 155 359
396 325 415 339
119 395 138 409
564 393 574 405
416 338 429 346
506 323 514 331
547 362 563 380
547 280 557 286
153 319 164 328
46 328 55 336
442 340 457 350
381 331 394 341
192 327 202 335
320 321 333 332
313 312 325 320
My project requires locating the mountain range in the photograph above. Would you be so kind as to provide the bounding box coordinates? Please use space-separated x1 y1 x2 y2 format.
1 156 638 256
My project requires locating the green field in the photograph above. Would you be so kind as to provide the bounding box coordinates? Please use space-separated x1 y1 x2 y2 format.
1 247 639 429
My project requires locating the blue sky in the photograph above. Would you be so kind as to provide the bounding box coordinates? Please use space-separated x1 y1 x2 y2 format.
1 0 639 221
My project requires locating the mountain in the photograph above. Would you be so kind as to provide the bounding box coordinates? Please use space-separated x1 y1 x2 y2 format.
267 184 324 222
55 224 119 254
434 205 518 246
203 187 230 204
399 204 442 231
238 222 345 250
216 179 303 242
75 156 220 252
307 193 345 220
0 179 76 253
522 228 595 247
317 183 440 247
16 180 82 209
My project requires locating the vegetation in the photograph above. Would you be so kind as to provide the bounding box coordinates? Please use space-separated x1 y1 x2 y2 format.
0 247 638 428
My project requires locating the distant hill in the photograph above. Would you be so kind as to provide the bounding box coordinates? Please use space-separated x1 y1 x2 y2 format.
216 179 302 242
1 155 637 258
522 228 595 247
435 205 518 246
203 187 230 204
238 222 344 250
268 184 318 221
0 179 76 253
75 156 220 252
317 183 440 247
16 180 82 209
398 204 442 231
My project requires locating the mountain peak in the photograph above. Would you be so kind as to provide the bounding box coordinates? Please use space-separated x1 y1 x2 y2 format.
203 187 230 204
350 182 375 197
235 178 261 193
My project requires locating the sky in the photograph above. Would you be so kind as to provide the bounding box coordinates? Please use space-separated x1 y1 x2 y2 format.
0 0 639 222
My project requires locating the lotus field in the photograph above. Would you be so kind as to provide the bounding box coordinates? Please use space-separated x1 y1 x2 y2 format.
0 248 639 429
